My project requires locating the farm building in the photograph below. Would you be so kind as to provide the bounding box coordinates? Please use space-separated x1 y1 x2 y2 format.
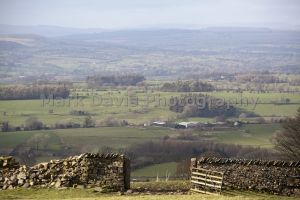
176 121 199 129
151 121 166 126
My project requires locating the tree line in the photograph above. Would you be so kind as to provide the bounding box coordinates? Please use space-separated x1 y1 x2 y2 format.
235 74 285 84
127 139 277 170
86 74 145 87
160 80 214 92
0 85 70 100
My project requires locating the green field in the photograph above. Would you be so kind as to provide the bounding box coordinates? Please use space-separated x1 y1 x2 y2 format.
0 89 297 170
0 186 297 200
203 124 281 148
0 126 175 159
132 162 178 179
0 123 281 167
205 91 300 117
0 123 279 151
131 124 280 177
1 90 299 127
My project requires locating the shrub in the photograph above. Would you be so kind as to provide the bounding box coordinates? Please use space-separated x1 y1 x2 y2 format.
24 117 43 130
255 117 266 124
215 115 226 122
161 80 214 92
97 117 128 127
55 120 81 129
70 110 90 116
83 116 95 128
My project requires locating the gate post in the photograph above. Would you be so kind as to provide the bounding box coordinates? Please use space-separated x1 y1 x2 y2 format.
123 157 130 190
191 158 197 170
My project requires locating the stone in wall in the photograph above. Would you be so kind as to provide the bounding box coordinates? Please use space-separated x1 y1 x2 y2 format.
0 156 19 169
0 156 20 189
0 153 130 191
191 157 300 196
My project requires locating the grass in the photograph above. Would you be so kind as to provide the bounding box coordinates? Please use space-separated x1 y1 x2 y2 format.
0 123 281 163
0 123 280 152
55 126 174 149
0 186 298 200
206 124 281 148
238 104 300 117
0 123 282 171
206 91 300 103
131 162 178 178
1 90 299 127
131 124 280 180
0 126 176 161
0 131 35 148
131 180 191 191
203 91 300 117
0 89 295 165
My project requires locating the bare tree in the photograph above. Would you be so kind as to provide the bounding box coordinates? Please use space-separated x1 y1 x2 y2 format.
27 133 51 150
175 159 191 179
272 108 300 160
83 115 95 128
1 121 10 132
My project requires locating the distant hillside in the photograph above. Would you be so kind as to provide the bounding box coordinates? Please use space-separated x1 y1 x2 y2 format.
0 24 105 37
0 28 299 83
0 41 27 49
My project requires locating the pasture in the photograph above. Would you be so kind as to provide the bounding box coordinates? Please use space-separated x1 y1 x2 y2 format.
0 184 298 200
0 126 175 154
131 162 178 179
0 124 279 151
0 123 280 166
0 90 299 127
204 123 281 148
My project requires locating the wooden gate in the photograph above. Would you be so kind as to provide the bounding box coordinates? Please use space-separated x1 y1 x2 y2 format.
190 167 224 195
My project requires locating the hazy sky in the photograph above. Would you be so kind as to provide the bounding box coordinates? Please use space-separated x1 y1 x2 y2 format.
0 0 299 29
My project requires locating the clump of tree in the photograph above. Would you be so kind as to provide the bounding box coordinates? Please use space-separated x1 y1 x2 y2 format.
97 117 129 127
289 78 300 86
238 112 258 118
24 117 44 130
70 110 90 116
169 94 236 118
26 133 51 151
1 121 11 132
83 116 95 128
87 74 145 87
235 74 283 84
55 120 81 129
161 80 214 92
0 85 70 100
272 108 300 160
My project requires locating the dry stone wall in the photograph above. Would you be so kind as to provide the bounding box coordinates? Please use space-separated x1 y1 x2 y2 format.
0 153 130 191
191 157 300 196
